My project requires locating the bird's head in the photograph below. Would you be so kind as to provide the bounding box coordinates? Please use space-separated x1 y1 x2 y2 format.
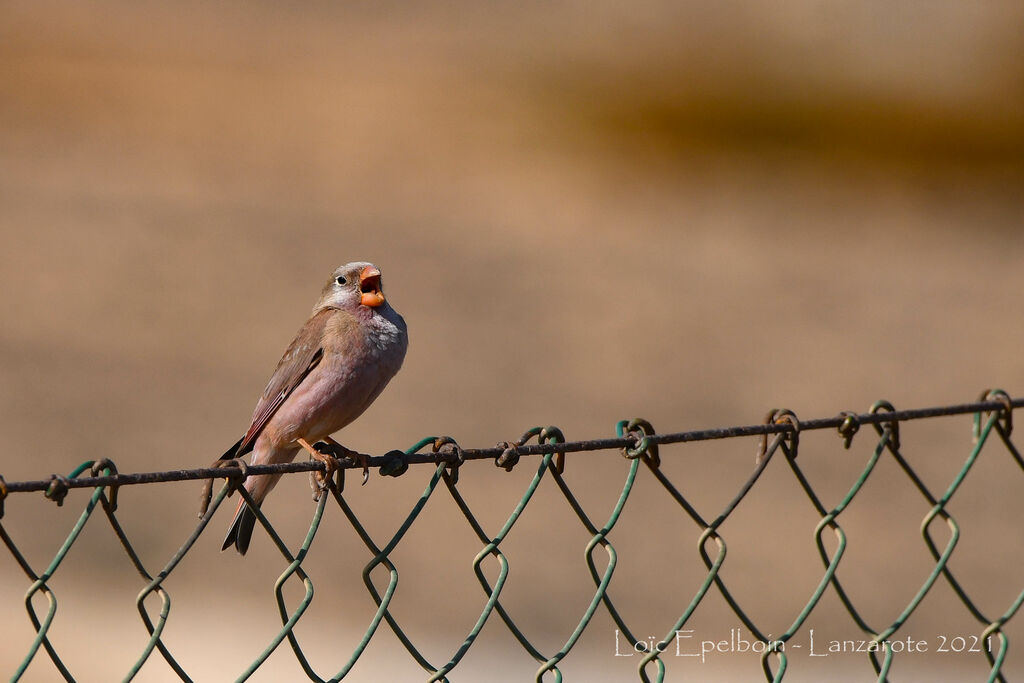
315 262 387 312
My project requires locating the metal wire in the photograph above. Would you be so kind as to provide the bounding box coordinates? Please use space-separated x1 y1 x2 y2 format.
1 390 1021 682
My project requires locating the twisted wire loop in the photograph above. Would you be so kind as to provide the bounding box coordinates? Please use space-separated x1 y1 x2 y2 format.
435 436 465 486
44 474 71 507
495 441 521 472
619 419 661 469
837 410 860 449
90 459 121 511
0 392 1021 681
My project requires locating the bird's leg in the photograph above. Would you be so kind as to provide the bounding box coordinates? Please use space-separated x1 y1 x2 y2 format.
319 436 371 487
298 438 340 500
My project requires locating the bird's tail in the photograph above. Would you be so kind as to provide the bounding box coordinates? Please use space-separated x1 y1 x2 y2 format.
219 442 293 555
221 467 284 555
218 436 250 461
222 498 258 555
217 436 254 554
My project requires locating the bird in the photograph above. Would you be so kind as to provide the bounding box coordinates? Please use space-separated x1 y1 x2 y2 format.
218 262 408 555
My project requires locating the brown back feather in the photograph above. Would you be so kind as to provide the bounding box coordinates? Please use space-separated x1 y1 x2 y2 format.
235 308 333 453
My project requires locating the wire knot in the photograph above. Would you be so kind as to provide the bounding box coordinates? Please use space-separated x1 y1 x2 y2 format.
45 474 70 507
434 437 464 485
538 426 567 474
495 441 521 472
869 400 901 451
379 450 410 477
836 411 860 449
977 388 1013 440
223 458 250 489
511 426 568 473
757 409 800 464
617 418 660 468
90 458 120 511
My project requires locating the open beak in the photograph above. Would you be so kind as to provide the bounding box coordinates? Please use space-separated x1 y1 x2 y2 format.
359 266 385 307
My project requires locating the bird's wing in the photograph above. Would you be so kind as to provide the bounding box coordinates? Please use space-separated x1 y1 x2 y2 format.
234 308 333 455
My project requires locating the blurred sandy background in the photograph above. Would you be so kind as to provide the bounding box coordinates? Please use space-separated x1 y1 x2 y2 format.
1 1 1023 681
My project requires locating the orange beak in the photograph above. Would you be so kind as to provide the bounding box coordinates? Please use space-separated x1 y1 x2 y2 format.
359 266 385 307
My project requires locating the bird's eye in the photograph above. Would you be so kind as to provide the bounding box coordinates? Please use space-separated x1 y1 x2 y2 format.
336 276 346 285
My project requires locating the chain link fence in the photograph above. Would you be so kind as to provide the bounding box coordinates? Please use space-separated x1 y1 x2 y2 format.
1 390 1021 682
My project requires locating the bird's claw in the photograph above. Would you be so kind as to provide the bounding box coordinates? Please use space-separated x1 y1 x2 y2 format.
299 439 339 500
309 456 337 501
301 439 371 499
332 446 370 487
355 451 370 486
324 441 370 486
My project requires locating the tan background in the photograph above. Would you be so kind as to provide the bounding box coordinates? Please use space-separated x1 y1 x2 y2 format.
1 1 1023 680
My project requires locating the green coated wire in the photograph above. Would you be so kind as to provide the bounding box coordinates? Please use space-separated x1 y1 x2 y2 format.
0 396 1020 682
128 480 234 681
535 454 641 682
236 487 327 682
15 461 107 682
435 446 557 680
337 446 451 681
101 491 194 682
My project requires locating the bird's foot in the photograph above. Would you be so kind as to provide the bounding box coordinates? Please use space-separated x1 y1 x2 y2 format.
320 436 371 487
298 438 370 499
298 438 341 500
